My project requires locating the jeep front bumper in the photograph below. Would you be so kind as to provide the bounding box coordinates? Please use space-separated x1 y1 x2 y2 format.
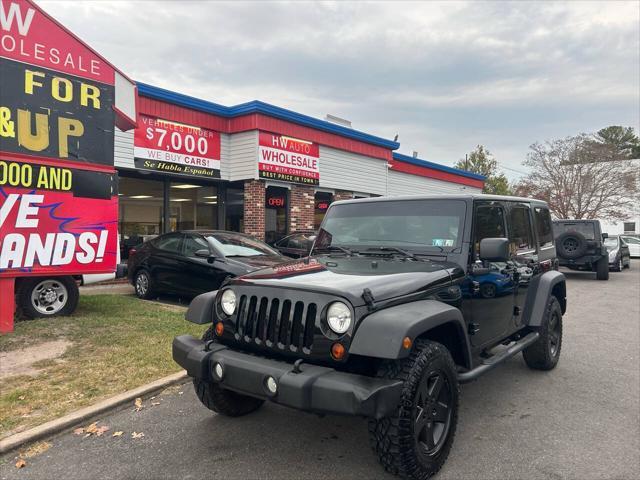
172 335 403 419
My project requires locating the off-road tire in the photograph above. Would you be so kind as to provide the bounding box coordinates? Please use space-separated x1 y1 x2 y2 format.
595 256 609 280
133 269 157 299
192 327 264 417
555 231 588 259
368 340 459 480
17 276 79 319
523 296 563 370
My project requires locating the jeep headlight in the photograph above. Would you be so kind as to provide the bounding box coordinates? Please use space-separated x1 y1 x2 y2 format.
608 248 618 261
327 302 352 334
220 289 237 316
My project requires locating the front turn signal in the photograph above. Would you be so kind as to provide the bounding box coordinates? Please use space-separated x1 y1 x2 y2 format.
215 322 224 336
331 342 346 360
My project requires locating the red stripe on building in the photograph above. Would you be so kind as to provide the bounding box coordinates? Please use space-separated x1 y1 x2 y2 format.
389 160 484 189
138 97 393 161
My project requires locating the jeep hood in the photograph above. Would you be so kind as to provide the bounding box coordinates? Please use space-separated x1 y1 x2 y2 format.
230 255 461 306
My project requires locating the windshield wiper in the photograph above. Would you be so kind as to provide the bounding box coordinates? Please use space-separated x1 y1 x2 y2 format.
313 245 356 256
362 246 421 261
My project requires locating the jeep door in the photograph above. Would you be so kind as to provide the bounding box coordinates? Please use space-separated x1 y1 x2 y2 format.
468 201 517 347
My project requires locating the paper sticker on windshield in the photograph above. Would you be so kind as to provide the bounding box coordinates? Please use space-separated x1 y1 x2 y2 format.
432 239 455 247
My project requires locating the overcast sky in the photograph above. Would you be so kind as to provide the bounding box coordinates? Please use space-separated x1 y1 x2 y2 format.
42 0 639 179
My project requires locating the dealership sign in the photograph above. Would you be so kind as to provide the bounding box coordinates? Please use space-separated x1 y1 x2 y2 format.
133 115 221 179
258 131 319 185
0 0 135 335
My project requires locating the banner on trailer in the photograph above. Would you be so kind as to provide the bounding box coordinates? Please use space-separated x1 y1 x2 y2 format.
0 159 118 277
258 131 320 185
133 115 221 178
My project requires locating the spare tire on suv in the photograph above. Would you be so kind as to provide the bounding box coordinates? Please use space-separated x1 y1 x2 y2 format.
555 231 587 259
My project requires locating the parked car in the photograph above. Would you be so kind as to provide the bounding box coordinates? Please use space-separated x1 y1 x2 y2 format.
272 231 316 258
173 194 566 479
552 219 609 280
604 235 631 271
128 230 285 299
620 235 640 258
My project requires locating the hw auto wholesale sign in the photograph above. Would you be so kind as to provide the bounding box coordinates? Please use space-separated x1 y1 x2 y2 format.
0 0 136 288
258 131 319 185
133 115 221 179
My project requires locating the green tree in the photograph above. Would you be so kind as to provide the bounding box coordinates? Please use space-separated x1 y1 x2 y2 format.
454 145 511 195
594 126 640 158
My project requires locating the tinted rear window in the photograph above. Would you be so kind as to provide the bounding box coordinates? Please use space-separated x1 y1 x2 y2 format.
553 222 596 240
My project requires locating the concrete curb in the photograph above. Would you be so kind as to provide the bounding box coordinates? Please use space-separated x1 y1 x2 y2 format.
0 370 188 454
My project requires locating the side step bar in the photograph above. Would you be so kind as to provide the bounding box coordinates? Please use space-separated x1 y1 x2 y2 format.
458 332 540 384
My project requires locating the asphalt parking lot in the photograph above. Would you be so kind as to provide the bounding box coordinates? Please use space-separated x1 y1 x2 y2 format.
2 268 639 480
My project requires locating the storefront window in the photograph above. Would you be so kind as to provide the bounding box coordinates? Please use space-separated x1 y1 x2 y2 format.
225 185 245 232
265 186 288 244
119 176 164 259
314 192 333 229
169 182 217 231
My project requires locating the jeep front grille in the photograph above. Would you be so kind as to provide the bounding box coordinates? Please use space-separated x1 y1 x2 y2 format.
234 295 318 353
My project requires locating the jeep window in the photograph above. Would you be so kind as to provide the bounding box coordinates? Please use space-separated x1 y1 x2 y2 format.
316 199 466 252
152 233 183 253
534 207 554 248
510 205 535 252
553 222 596 240
473 204 507 259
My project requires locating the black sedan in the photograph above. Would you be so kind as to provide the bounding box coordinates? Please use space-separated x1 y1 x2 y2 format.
127 230 285 299
272 231 316 258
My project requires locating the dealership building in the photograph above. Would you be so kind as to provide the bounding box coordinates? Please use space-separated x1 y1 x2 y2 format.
114 83 485 255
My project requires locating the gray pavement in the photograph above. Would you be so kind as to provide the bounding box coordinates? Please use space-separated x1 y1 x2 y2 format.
2 268 639 480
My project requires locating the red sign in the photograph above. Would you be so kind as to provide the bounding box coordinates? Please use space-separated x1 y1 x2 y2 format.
134 115 221 178
258 131 319 185
0 160 118 277
0 0 115 84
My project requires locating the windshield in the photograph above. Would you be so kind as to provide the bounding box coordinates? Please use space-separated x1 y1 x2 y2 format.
315 199 466 253
206 233 280 257
604 237 619 248
553 222 596 240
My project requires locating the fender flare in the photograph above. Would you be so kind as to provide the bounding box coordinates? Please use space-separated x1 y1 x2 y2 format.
185 290 218 324
349 300 472 366
522 271 566 327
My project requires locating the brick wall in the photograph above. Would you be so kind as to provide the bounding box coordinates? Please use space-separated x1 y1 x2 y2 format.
289 184 315 232
333 190 354 202
243 180 265 240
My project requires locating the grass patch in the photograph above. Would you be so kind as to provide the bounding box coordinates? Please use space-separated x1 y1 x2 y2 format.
0 295 206 438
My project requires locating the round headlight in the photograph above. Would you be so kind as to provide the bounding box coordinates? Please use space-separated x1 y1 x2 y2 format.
220 289 237 316
327 302 352 334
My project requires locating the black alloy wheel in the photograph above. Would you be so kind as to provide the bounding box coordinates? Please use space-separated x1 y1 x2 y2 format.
414 370 453 458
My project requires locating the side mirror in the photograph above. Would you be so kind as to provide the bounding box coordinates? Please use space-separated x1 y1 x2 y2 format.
602 233 608 240
194 249 215 263
479 238 510 262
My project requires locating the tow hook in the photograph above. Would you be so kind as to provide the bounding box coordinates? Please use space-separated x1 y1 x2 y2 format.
292 359 304 374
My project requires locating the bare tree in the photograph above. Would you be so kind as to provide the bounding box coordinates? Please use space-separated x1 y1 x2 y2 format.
514 135 639 220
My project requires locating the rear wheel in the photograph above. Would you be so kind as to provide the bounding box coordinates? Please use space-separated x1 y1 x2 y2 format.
596 256 609 280
368 340 459 479
17 276 79 319
523 296 563 370
192 327 264 417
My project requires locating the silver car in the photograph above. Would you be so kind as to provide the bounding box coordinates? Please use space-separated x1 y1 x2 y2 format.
604 236 632 271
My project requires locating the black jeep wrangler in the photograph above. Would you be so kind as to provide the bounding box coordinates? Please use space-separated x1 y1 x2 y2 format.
173 195 566 479
553 219 609 280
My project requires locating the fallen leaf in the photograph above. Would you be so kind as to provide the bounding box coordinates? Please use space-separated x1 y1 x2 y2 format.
95 425 110 436
73 428 84 435
131 432 145 439
83 433 91 438
134 397 143 411
112 431 124 437
84 422 98 434
151 402 160 406
20 441 51 458
15 459 26 469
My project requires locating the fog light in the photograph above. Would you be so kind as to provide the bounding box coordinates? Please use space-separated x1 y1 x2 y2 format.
213 363 224 380
215 322 224 336
265 376 278 394
331 342 346 360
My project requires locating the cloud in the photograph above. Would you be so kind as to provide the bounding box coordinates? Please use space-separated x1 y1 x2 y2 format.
41 0 640 178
